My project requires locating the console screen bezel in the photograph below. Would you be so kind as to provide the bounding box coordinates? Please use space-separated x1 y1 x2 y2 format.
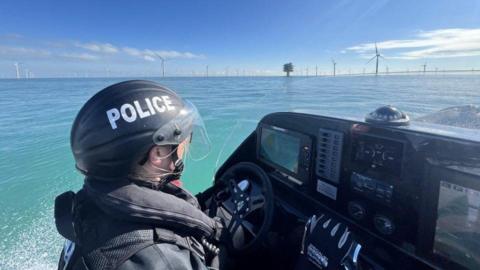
256 124 312 185
350 133 406 177
418 165 480 270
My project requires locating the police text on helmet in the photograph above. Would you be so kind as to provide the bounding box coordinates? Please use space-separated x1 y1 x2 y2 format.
106 96 175 129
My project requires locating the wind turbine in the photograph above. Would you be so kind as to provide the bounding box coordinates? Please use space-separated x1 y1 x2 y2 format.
13 62 20 79
315 65 318 76
421 63 427 73
155 53 166 77
367 43 385 75
332 59 337 76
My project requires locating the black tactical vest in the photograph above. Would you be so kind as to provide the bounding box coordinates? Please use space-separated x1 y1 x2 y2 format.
55 180 216 270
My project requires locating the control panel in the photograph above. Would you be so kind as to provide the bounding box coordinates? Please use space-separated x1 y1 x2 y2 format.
251 111 480 270
350 172 393 205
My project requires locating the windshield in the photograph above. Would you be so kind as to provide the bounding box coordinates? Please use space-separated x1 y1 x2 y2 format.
0 1 479 269
416 105 480 130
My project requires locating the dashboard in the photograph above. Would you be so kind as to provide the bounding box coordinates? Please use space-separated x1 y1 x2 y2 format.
214 111 480 270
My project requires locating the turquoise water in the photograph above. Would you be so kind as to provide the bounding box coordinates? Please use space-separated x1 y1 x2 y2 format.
0 75 479 269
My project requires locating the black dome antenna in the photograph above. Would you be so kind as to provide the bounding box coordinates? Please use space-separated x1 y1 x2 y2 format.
365 105 410 126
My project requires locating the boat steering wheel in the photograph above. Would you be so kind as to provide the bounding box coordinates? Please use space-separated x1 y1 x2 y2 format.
214 162 274 253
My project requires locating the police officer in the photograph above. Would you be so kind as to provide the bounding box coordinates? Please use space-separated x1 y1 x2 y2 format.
54 80 223 270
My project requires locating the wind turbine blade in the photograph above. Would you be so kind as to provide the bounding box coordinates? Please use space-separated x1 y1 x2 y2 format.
366 56 376 64
379 55 386 60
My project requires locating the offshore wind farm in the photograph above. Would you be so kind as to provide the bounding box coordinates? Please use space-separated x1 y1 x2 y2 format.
5 56 480 79
2 28 480 79
4 41 479 79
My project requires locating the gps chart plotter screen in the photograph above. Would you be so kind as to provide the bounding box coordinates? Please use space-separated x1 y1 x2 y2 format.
259 128 301 174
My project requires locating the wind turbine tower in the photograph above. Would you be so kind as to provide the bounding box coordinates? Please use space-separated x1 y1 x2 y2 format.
332 59 337 76
421 63 427 73
155 54 166 77
367 43 385 75
14 62 20 79
315 65 318 76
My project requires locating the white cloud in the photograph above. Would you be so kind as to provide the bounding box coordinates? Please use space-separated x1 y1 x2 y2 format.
123 47 142 57
122 47 205 61
60 53 98 61
143 55 156 62
346 28 480 60
0 45 51 57
0 44 99 61
0 36 206 71
75 42 118 54
154 50 204 59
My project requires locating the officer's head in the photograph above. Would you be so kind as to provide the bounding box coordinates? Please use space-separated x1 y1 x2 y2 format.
70 80 210 186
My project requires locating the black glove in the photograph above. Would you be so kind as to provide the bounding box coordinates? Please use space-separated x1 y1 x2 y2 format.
211 216 227 243
297 214 362 270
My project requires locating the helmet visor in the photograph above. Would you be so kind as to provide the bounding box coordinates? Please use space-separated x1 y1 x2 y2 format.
152 100 211 161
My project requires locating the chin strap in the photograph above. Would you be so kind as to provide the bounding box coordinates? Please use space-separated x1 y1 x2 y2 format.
162 159 184 184
131 159 185 190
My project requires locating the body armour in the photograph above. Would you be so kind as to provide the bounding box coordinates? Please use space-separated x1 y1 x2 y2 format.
55 179 221 270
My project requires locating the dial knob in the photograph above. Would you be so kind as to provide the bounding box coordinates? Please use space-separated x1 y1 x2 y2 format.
374 214 395 235
348 201 366 221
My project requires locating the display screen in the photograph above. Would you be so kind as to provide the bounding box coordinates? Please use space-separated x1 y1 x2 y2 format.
259 128 301 174
434 181 480 269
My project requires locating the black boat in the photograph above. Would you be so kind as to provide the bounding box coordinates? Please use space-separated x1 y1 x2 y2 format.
196 105 480 270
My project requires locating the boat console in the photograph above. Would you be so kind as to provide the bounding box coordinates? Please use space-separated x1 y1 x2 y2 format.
200 107 480 270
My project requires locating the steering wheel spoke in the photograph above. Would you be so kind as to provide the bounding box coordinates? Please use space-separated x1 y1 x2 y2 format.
240 219 257 239
228 218 258 249
227 217 242 235
220 201 236 216
247 193 266 214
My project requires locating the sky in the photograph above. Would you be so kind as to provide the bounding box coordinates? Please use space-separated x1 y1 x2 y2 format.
0 0 480 78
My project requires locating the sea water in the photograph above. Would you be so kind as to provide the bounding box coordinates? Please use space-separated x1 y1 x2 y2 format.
0 75 479 269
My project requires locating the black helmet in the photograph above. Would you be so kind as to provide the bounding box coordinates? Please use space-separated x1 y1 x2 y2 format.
71 80 209 181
